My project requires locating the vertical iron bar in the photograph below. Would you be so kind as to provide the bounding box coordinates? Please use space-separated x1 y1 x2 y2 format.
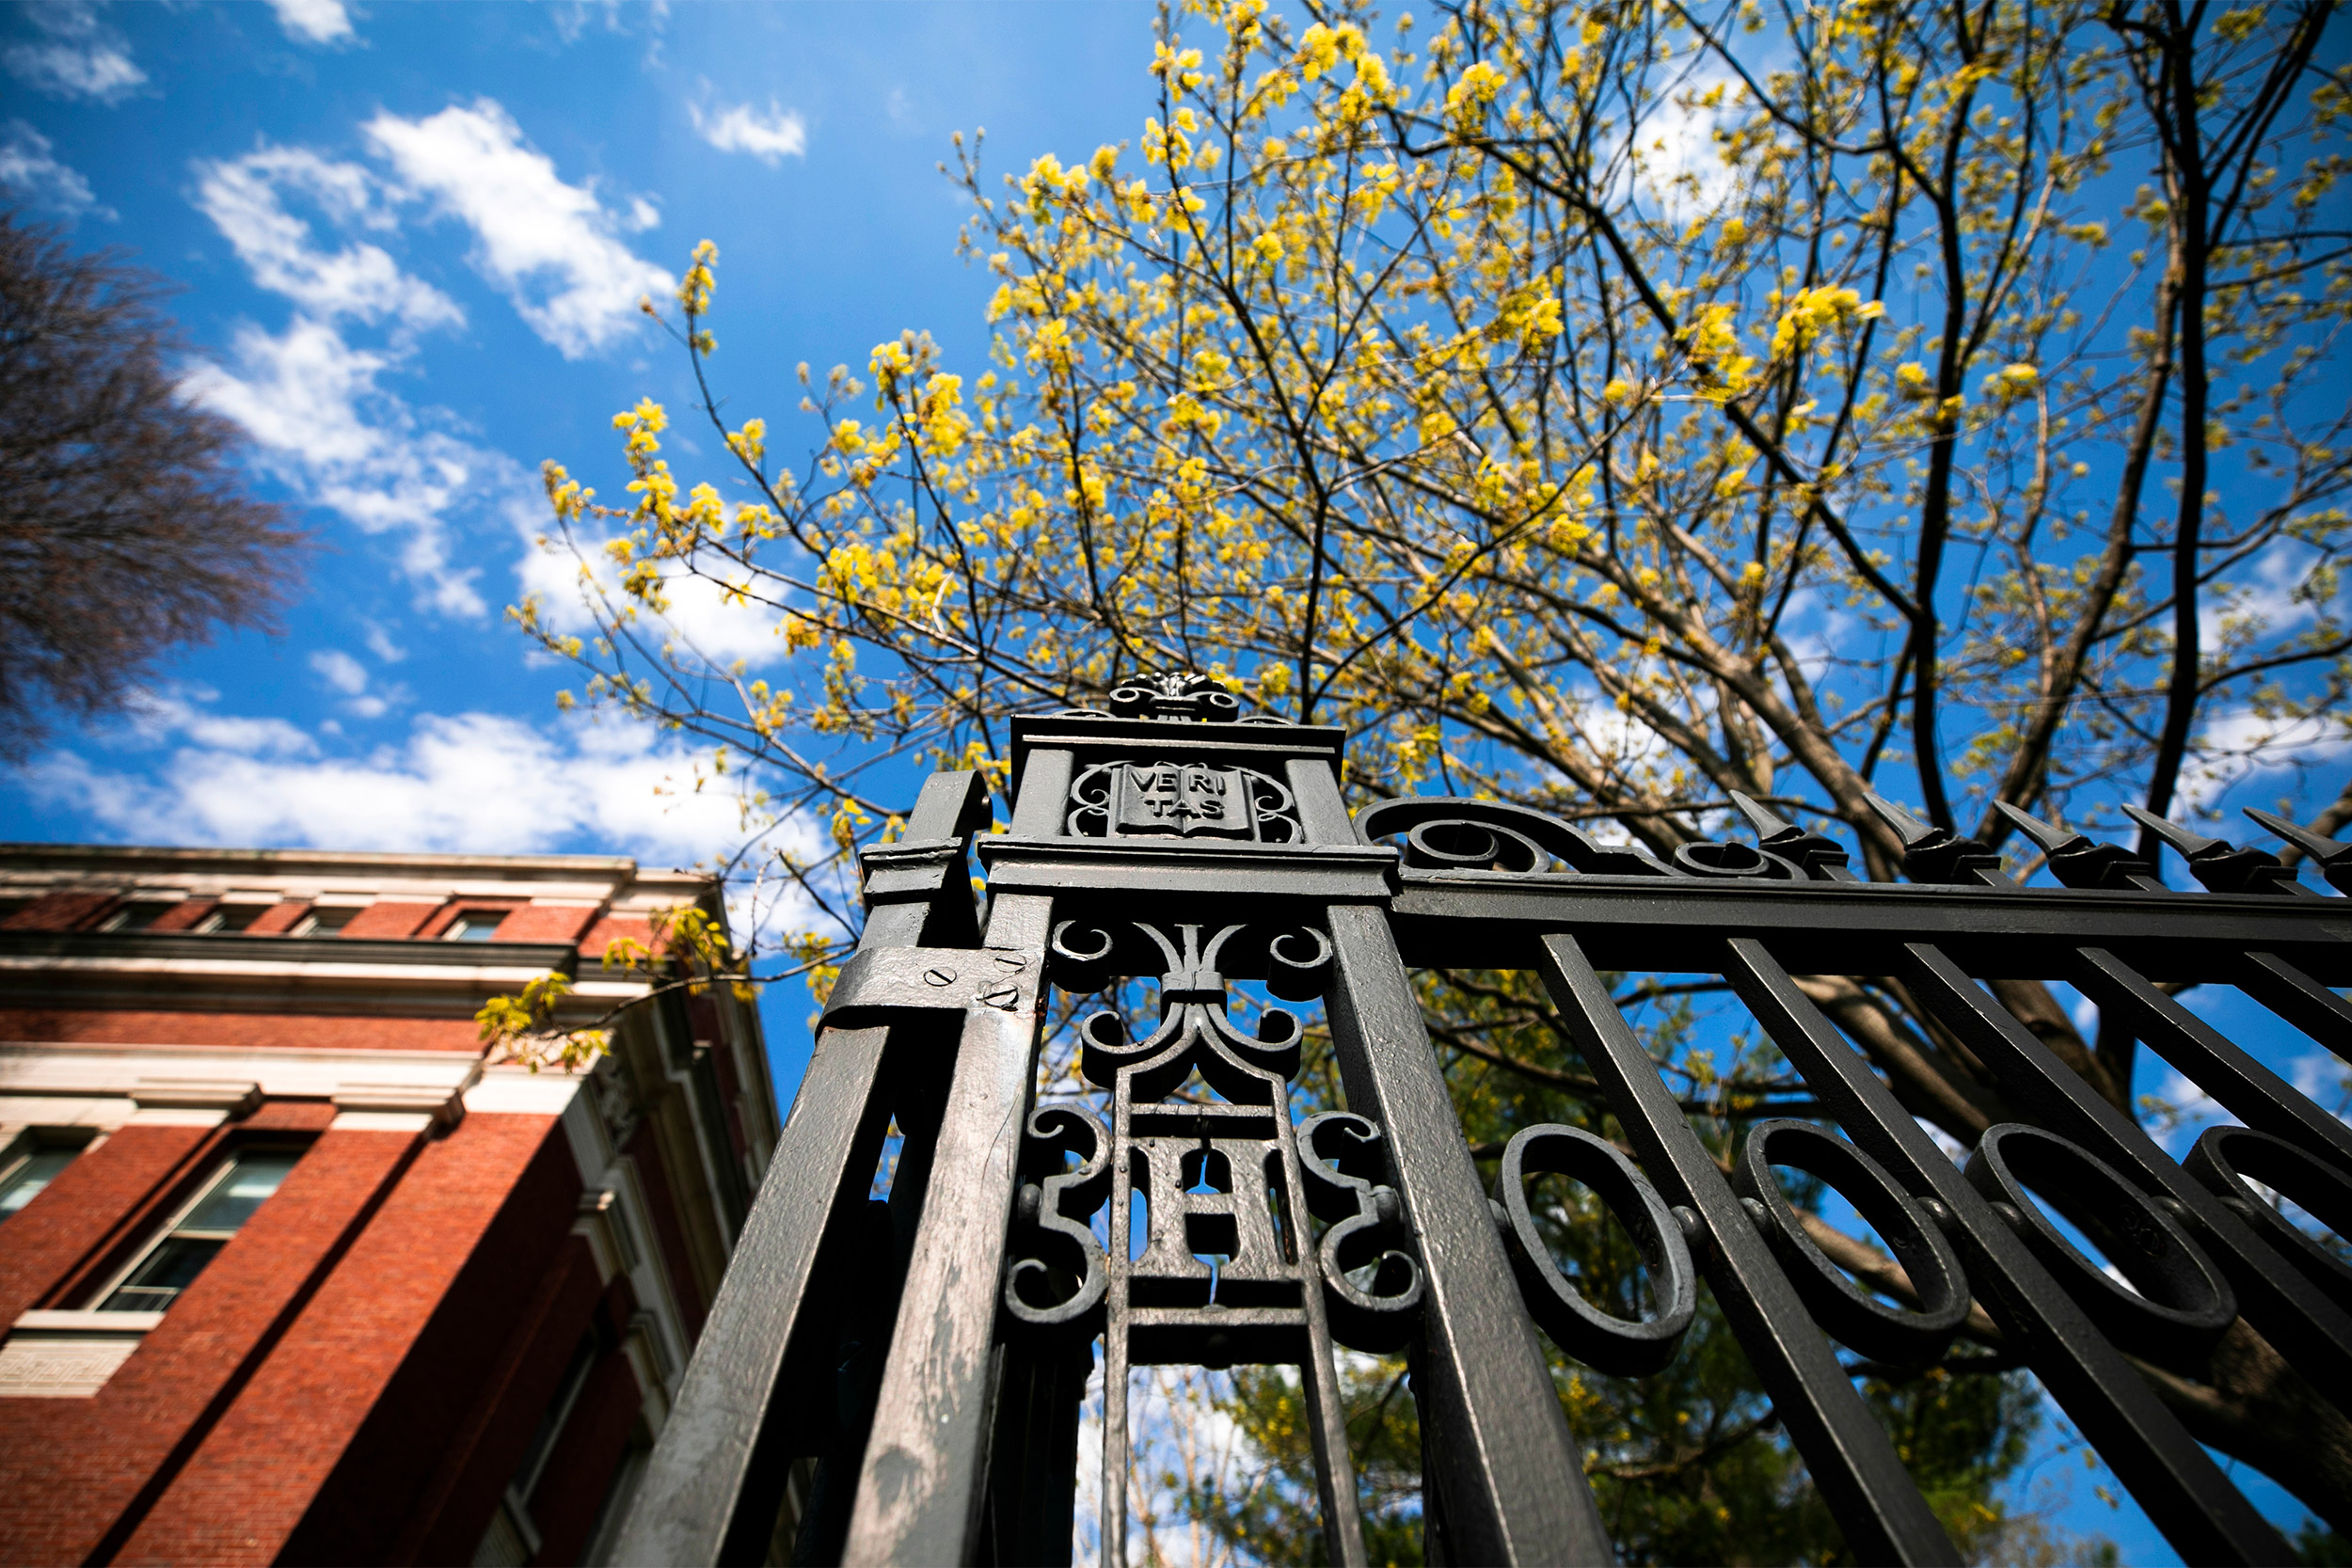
1323 905 1613 1566
841 892 1056 1564
1285 1123 1369 1568
612 774 991 1567
1012 749 1076 837
1722 938 2288 1565
1536 934 1963 1568
1102 1098 1133 1568
1897 942 2352 1399
2072 947 2352 1169
2237 951 2352 1065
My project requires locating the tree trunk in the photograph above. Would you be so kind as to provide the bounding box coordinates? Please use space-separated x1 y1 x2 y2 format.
2130 1318 2352 1535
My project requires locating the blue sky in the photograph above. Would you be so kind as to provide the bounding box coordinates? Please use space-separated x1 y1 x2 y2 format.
0 2 2340 1558
0 0 1157 1115
2 0 1154 882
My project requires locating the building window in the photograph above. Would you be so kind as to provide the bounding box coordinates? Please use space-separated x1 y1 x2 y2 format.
96 1149 300 1312
446 911 508 942
100 898 180 932
0 1143 80 1225
474 1329 600 1565
291 905 355 938
193 903 269 935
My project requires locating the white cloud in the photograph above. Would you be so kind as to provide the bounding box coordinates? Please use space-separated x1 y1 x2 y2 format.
4 1 143 103
0 119 108 219
310 648 369 695
691 100 807 166
28 699 777 869
1619 64 1743 219
193 145 462 330
267 0 354 45
185 316 501 617
309 647 401 718
362 622 407 663
119 691 316 759
2291 1053 2351 1124
364 99 669 357
2152 1067 2232 1155
515 513 788 670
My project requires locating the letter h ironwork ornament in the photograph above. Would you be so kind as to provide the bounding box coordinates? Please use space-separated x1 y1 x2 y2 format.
611 673 2351 1568
1004 918 1422 1568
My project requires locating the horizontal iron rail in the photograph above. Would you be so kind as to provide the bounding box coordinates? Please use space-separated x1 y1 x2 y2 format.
1385 872 2352 983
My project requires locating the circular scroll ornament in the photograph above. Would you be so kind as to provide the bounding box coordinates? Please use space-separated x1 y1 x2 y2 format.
2185 1125 2352 1314
1003 1105 1112 1333
1491 1124 1697 1376
1734 1120 1971 1365
1967 1123 2235 1366
1298 1113 1425 1353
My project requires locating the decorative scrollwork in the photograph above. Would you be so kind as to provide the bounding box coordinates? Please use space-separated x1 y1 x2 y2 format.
1068 760 1301 843
1049 921 1330 1093
1009 918 1423 1417
1355 797 1678 877
1673 841 1801 880
1298 1113 1424 1352
1967 1123 2235 1368
1735 1120 1969 1365
2185 1126 2352 1313
1054 671 1291 724
1491 1124 1697 1376
1004 1105 1112 1334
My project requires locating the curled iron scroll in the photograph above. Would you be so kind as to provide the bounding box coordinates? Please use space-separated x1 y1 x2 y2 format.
1967 1122 2236 1367
1672 840 1802 880
1003 1105 1112 1335
1297 1112 1424 1353
1491 1124 1696 1376
2185 1125 2352 1314
1355 798 1680 878
1047 922 1330 1093
1734 1120 1970 1365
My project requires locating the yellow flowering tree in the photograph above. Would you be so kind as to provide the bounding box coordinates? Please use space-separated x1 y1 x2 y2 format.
513 0 2352 1544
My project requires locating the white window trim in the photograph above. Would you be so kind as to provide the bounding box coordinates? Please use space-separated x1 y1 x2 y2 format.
84 1147 299 1312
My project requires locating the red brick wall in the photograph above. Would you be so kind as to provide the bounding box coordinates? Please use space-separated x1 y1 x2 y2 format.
526 1284 647 1567
119 1111 573 1567
0 1125 213 1326
338 901 441 940
497 903 599 944
0 1008 481 1052
1 891 118 930
241 900 307 936
0 1117 414 1564
579 913 655 960
272 1114 585 1564
404 1240 605 1565
147 899 216 933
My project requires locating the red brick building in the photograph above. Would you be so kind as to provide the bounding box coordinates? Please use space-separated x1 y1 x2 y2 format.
0 842 779 1566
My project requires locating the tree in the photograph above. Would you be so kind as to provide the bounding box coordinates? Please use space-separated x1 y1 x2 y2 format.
510 0 2352 1545
0 212 305 755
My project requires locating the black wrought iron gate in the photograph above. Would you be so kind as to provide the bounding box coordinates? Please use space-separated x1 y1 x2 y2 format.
611 678 2352 1566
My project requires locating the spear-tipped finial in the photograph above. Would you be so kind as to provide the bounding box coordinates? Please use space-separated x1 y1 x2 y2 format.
1992 801 2160 891
1727 791 1856 880
1862 791 2010 887
2123 804 2304 895
2245 808 2352 895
